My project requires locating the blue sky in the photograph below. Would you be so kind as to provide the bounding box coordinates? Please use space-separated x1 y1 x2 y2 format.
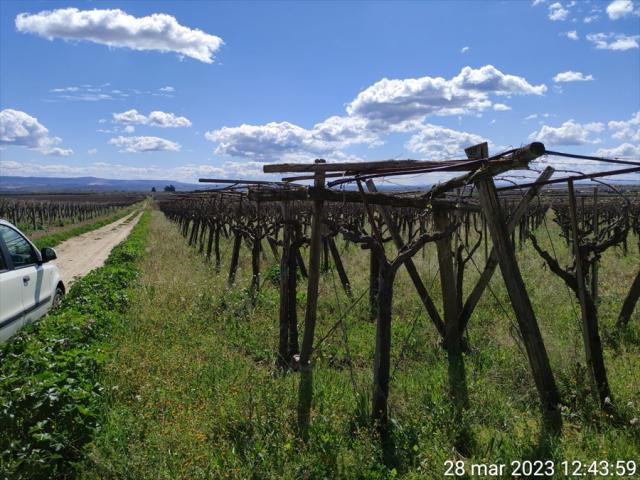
0 0 638 184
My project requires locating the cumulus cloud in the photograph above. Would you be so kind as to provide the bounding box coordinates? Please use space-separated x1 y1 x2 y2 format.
15 8 223 63
595 143 640 157
606 0 638 19
553 71 594 82
346 65 546 130
586 33 639 50
0 109 73 156
205 117 376 161
405 124 487 159
109 135 181 153
529 119 604 145
159 86 175 93
608 111 640 142
460 46 469 54
583 15 599 23
112 109 192 128
204 65 549 162
548 2 569 20
88 148 98 155
562 30 579 40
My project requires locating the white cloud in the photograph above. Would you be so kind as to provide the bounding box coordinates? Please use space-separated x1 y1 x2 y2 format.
529 119 604 145
159 86 175 93
493 103 511 111
204 118 375 161
595 143 640 157
586 33 639 50
553 71 594 82
532 0 547 6
112 109 192 128
460 46 469 54
0 109 73 156
88 148 98 155
549 2 569 20
346 65 546 130
562 30 579 40
405 124 487 159
48 84 130 102
606 0 638 19
15 8 223 63
109 135 181 153
608 111 640 142
583 15 599 23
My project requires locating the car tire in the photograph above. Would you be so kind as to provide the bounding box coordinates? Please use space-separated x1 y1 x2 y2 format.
52 285 64 309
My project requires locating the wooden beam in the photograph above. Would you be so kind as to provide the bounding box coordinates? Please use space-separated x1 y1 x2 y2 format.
458 166 555 331
264 158 471 174
248 186 477 211
476 176 562 431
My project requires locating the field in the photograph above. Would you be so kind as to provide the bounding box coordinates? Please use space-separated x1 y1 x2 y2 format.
1 182 639 479
80 203 639 479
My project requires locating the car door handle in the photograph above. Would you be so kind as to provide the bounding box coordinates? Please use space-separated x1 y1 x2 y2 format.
23 276 31 285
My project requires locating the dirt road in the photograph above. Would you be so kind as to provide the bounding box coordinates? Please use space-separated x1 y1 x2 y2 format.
54 211 142 286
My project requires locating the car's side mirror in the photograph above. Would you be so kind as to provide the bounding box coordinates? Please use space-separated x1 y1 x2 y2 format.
41 247 57 262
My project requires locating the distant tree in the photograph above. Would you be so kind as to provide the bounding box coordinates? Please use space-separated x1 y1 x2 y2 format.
151 187 156 192
164 185 176 192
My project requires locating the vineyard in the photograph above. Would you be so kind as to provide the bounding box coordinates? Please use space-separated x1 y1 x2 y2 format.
0 192 144 234
148 142 640 469
1 142 639 478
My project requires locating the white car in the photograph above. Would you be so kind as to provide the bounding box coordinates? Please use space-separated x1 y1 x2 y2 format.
0 219 65 342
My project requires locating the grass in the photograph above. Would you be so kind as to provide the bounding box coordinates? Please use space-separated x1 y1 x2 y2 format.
32 204 142 250
0 211 150 480
76 210 639 479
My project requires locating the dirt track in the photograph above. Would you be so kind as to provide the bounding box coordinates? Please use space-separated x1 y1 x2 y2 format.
54 211 142 286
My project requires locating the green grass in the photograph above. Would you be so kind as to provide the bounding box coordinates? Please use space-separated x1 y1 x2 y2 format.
0 211 150 480
32 205 142 250
76 211 639 479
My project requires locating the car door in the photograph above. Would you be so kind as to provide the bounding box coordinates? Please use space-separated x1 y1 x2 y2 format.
0 225 49 327
0 239 25 341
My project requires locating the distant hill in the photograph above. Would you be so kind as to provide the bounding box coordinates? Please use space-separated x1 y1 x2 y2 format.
0 176 207 193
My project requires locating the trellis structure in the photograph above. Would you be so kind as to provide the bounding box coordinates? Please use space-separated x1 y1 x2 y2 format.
158 141 640 450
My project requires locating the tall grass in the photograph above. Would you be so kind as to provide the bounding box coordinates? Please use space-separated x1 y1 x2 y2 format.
79 211 639 479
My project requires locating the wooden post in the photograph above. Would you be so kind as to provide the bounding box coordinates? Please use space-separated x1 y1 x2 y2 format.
458 167 555 331
228 230 242 286
434 207 469 414
278 201 293 368
434 208 460 348
591 188 599 306
328 236 353 298
476 177 562 432
366 179 445 337
214 224 221 271
297 159 326 440
372 261 394 426
568 180 611 407
369 249 380 320
618 269 640 328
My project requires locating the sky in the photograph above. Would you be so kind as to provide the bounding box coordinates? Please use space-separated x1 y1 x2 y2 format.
0 0 639 185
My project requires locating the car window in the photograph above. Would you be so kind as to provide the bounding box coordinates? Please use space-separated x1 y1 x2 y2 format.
0 247 6 271
0 225 39 268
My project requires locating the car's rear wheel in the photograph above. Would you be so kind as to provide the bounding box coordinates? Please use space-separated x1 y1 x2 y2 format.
52 285 64 309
